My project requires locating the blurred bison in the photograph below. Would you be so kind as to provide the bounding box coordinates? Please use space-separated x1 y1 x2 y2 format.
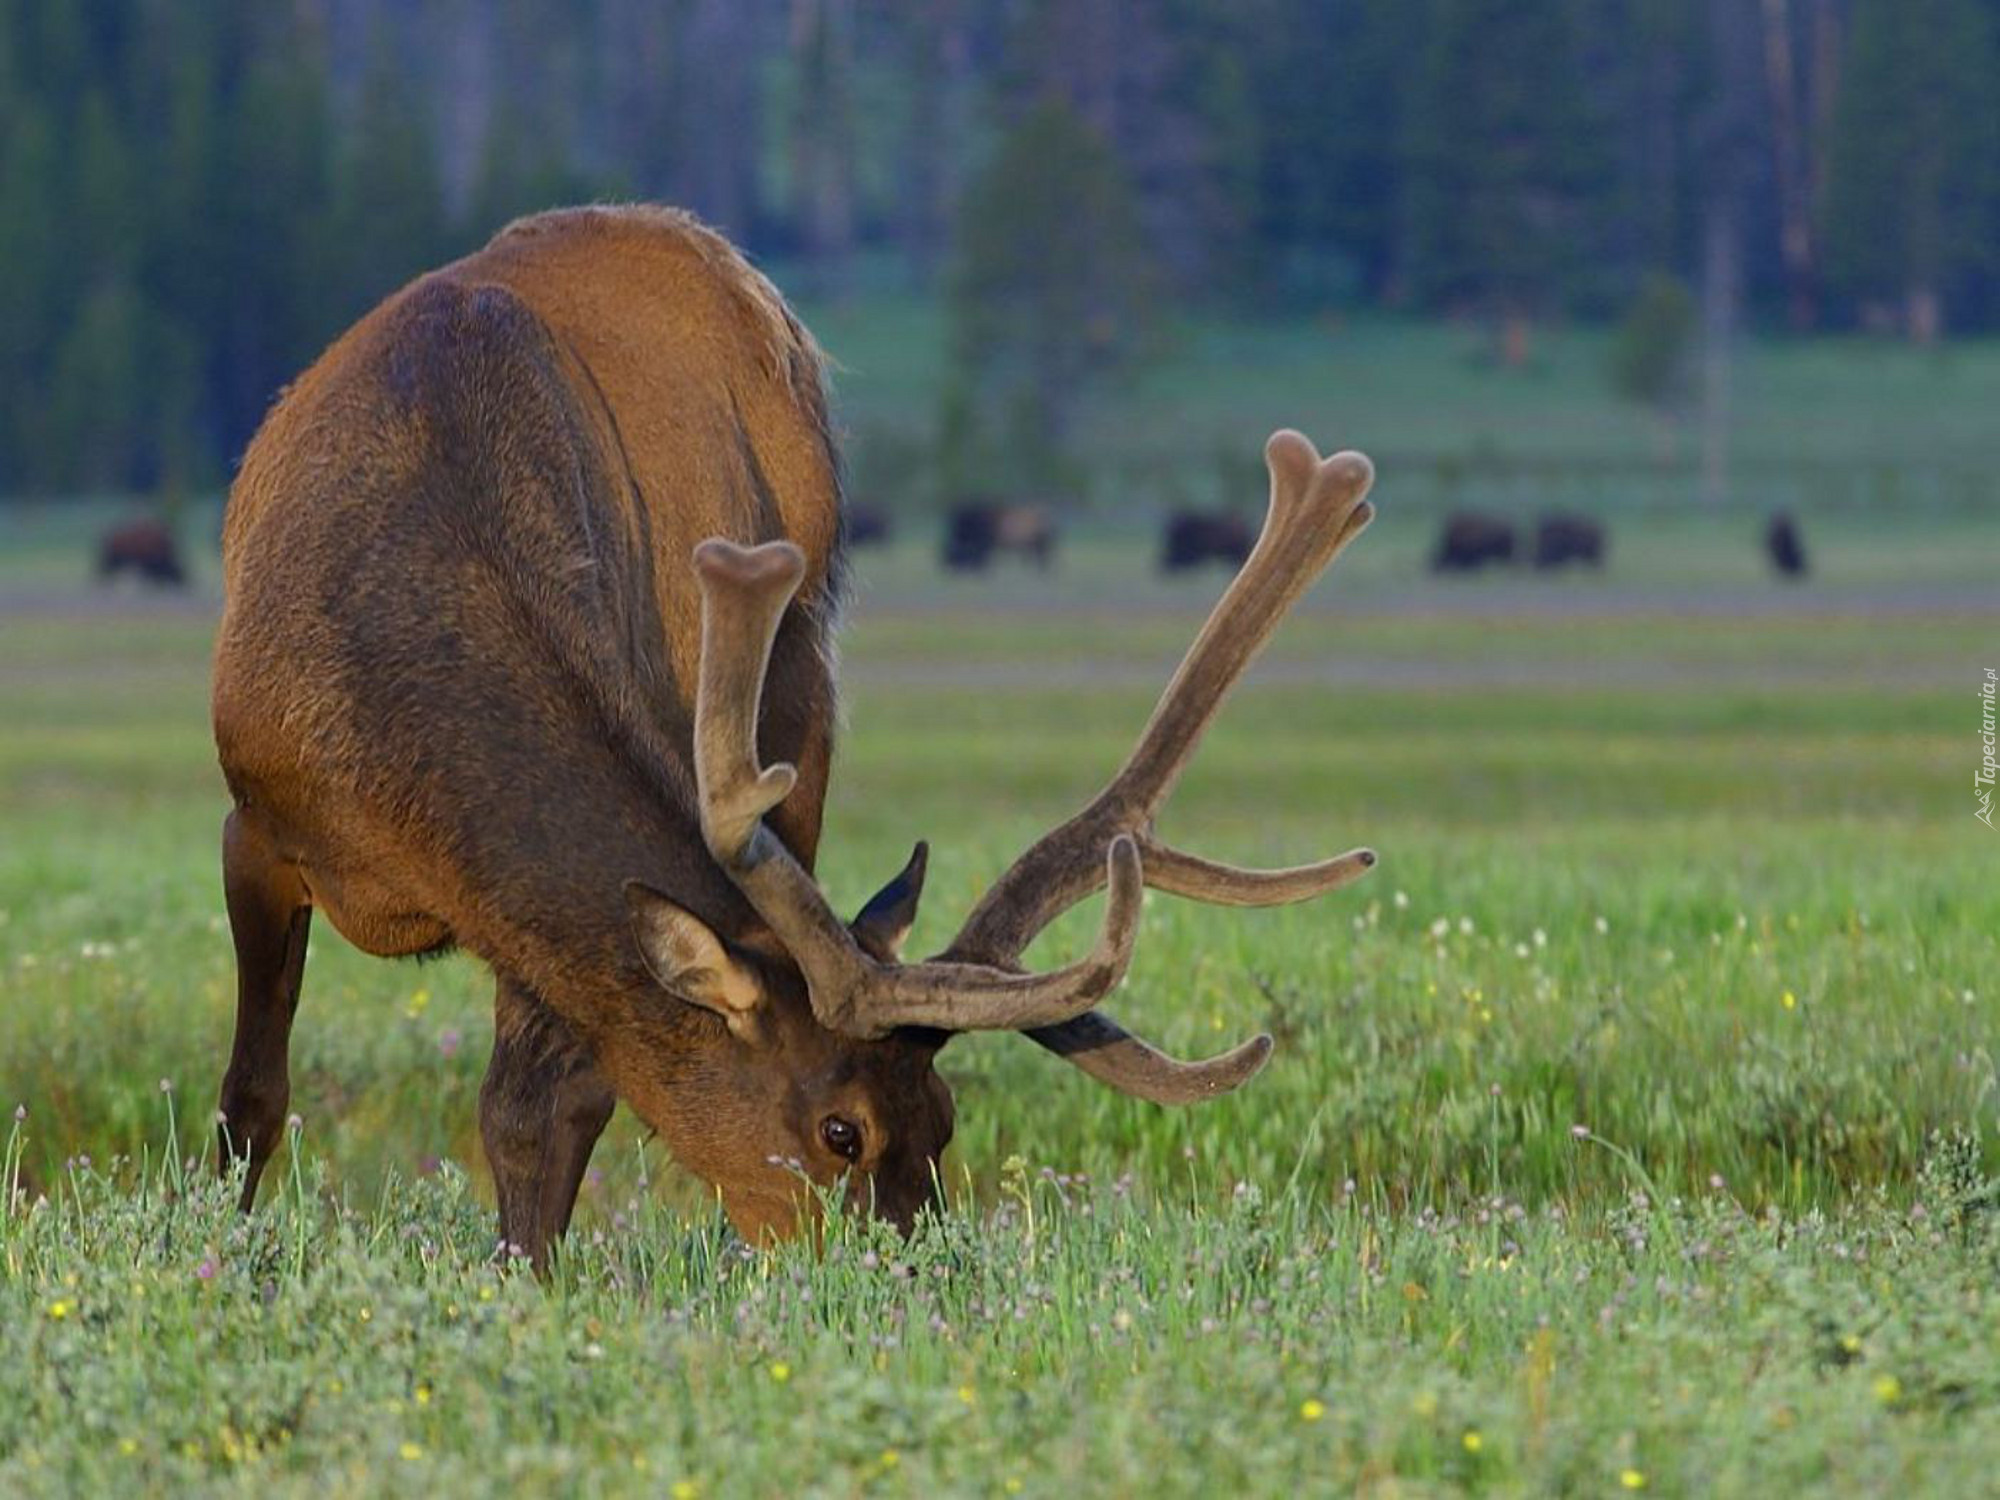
1765 513 1808 579
1533 513 1606 570
96 517 186 587
1431 512 1516 573
1160 511 1252 572
942 501 1058 572
845 502 893 549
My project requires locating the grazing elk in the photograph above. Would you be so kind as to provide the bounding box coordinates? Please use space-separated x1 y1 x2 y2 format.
1533 512 1606 570
941 500 1058 572
1431 511 1515 573
1765 512 1808 579
97 516 186 587
212 205 1377 1266
1161 510 1253 572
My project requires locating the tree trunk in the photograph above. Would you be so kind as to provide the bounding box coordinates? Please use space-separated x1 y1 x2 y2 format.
1907 283 1942 345
1498 306 1532 369
790 0 856 298
902 0 968 282
1699 198 1738 508
1759 0 1819 330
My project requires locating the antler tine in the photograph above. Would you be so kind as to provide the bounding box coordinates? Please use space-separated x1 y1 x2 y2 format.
691 538 807 868
853 837 1145 1035
1104 431 1375 818
689 540 1152 1041
1033 1013 1275 1103
1143 842 1377 906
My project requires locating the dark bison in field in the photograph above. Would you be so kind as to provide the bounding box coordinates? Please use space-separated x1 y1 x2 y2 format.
844 503 892 549
1161 510 1252 572
1533 513 1606 570
97 517 186 587
942 501 1058 572
1431 512 1516 573
1766 513 1808 579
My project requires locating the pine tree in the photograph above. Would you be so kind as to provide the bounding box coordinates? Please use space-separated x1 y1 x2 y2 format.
328 47 448 328
1403 0 1610 363
1239 0 1417 305
1823 0 1998 341
0 98 62 490
945 98 1157 494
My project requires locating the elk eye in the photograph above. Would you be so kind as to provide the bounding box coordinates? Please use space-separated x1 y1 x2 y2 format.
819 1115 862 1161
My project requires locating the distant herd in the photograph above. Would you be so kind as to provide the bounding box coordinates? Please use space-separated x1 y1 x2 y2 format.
99 501 1814 586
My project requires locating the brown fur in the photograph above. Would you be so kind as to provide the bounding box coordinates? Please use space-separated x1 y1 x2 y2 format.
212 206 951 1257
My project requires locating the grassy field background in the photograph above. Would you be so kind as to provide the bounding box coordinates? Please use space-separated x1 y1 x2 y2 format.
2 314 1997 1494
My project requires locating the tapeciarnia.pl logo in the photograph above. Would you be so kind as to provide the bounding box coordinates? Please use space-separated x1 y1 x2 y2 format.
1979 668 1996 829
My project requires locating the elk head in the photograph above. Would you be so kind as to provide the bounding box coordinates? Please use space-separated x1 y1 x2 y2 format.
633 430 1379 1242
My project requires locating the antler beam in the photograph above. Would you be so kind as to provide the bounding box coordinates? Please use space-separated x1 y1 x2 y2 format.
684 426 1376 1091
937 430 1379 1099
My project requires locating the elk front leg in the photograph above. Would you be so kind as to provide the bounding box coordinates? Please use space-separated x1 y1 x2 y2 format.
216 809 313 1208
479 978 616 1270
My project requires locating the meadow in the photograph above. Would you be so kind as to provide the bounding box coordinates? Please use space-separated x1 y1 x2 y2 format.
1 312 1997 1495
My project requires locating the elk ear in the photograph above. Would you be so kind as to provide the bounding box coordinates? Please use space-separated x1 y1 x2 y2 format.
849 841 928 962
625 882 765 1042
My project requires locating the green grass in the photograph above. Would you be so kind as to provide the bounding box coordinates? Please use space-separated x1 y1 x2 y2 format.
800 294 2000 500
1 310 1997 1493
2 527 1997 1492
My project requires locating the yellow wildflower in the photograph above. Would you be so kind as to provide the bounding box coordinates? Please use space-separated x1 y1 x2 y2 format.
769 1362 792 1384
1874 1375 1902 1404
1782 991 1797 1011
45 1299 73 1320
1300 1398 1326 1422
1462 1430 1483 1453
399 1442 424 1461
1621 1470 1647 1490
671 1482 699 1500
